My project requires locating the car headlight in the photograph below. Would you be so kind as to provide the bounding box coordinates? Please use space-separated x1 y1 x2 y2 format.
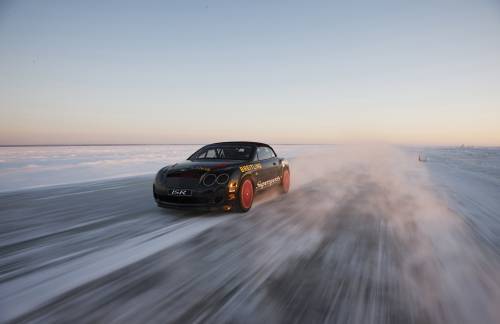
202 174 216 186
216 173 229 185
201 173 230 186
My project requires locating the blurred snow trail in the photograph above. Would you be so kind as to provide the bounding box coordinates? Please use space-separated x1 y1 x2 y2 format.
0 145 499 323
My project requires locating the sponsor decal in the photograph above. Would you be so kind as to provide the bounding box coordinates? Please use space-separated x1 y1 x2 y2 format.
257 176 281 189
239 163 262 173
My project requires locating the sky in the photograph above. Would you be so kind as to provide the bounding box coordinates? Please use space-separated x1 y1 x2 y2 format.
0 0 499 145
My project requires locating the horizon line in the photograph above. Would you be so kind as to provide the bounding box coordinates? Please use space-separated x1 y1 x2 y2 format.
0 143 497 148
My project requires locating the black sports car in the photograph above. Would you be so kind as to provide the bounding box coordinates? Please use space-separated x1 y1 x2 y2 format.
153 142 290 212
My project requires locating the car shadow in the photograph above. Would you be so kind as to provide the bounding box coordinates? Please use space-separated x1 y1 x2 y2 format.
156 206 227 218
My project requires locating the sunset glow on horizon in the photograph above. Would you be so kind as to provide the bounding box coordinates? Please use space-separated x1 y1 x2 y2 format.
1 1 499 146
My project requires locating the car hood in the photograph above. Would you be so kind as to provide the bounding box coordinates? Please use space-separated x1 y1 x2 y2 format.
165 160 243 174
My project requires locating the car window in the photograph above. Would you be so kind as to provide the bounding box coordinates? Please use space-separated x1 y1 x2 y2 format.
257 146 275 160
195 148 217 159
206 149 216 158
190 145 254 161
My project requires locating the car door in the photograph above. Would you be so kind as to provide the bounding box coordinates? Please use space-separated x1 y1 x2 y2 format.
256 146 280 190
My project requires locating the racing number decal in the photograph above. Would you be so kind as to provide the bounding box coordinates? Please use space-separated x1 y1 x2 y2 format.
239 163 262 173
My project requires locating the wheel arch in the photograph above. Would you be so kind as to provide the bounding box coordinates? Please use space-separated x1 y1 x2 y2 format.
239 172 257 187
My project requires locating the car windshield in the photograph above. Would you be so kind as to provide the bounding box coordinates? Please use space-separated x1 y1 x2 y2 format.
189 145 254 161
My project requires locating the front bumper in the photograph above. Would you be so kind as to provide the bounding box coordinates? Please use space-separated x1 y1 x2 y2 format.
153 184 232 209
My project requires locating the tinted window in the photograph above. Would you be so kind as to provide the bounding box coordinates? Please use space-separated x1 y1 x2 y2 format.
190 145 254 161
257 146 275 160
205 149 216 158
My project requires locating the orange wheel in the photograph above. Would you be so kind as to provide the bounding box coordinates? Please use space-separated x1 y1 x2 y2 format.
281 169 290 193
238 178 254 212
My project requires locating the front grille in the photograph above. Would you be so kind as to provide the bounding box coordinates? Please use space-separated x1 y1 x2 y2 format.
163 169 205 188
163 177 200 188
167 169 205 178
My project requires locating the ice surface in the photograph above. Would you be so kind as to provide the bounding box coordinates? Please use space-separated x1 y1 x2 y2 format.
420 147 500 251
